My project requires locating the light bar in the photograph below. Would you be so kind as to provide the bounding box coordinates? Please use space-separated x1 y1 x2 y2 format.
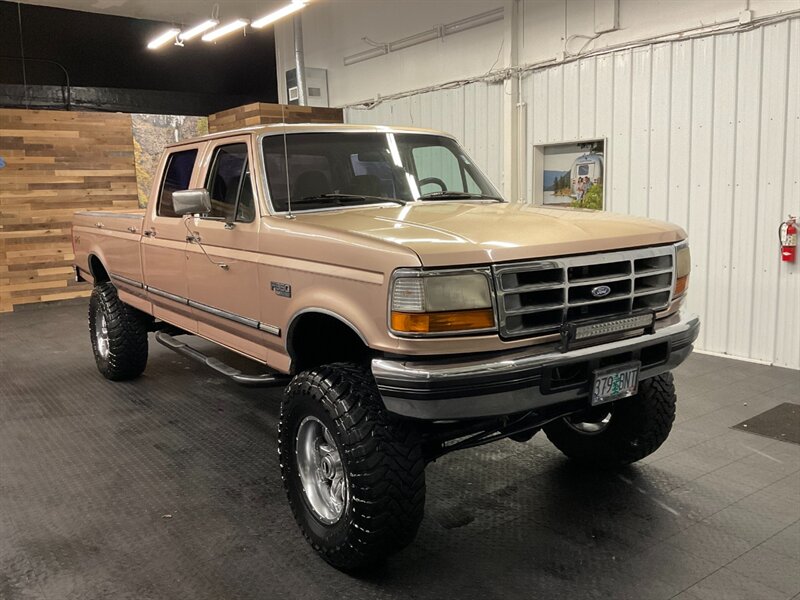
179 19 219 41
252 1 307 29
573 314 655 341
147 27 180 49
202 19 249 42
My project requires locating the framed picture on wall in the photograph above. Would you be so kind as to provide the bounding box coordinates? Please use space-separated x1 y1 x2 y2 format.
532 139 606 210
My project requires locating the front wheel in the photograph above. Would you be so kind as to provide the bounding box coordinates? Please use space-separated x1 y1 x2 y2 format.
544 373 677 468
89 282 149 381
278 363 426 571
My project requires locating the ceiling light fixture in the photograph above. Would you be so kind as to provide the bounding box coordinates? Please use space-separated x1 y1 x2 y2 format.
179 19 219 41
251 1 307 29
202 18 250 42
147 27 180 49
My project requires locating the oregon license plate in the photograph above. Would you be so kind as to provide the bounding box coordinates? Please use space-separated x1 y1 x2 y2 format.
591 362 641 405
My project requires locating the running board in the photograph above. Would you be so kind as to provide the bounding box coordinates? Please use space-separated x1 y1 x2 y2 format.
155 332 289 388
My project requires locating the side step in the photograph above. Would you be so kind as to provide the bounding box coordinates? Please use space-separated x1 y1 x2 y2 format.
155 331 290 388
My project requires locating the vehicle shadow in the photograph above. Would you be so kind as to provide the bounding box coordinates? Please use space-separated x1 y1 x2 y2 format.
351 448 688 598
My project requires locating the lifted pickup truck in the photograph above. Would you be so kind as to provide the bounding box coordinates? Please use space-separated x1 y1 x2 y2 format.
73 124 699 570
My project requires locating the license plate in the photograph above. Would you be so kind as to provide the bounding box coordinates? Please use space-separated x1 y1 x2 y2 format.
591 362 641 405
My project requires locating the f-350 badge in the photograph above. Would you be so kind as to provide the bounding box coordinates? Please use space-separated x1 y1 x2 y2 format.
271 282 292 298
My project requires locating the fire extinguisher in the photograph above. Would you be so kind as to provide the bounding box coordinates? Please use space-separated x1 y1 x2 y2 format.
779 215 797 262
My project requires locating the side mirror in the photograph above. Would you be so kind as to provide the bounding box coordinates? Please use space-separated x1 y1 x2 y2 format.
172 188 211 216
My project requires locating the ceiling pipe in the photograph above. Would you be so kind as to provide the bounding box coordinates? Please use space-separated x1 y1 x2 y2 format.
293 13 307 106
343 6 504 66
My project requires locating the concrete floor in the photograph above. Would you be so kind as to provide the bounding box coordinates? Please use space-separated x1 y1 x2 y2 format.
1 300 798 600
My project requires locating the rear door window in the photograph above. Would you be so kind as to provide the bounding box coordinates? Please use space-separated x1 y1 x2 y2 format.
157 149 198 218
204 143 255 222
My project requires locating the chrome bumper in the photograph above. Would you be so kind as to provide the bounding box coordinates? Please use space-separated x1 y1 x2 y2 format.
372 312 700 420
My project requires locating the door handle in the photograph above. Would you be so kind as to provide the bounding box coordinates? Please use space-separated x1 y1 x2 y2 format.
94 222 104 229
186 234 201 243
143 229 156 237
127 226 137 233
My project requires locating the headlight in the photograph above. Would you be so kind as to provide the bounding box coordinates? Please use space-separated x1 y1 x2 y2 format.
674 241 690 298
390 269 496 335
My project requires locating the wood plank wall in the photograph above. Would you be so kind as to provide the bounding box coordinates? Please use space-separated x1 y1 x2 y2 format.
208 102 343 132
0 109 139 313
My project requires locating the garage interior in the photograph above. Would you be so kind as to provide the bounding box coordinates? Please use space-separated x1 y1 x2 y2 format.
1 1 799 599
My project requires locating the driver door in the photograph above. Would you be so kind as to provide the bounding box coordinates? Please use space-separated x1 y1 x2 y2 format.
185 137 267 361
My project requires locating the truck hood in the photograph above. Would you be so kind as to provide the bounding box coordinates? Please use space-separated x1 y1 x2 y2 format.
293 202 686 266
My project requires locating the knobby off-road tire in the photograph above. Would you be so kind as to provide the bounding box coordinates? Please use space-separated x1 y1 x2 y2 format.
88 282 149 381
279 363 426 571
544 373 676 468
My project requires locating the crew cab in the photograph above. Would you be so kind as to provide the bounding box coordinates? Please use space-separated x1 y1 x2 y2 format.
72 124 699 571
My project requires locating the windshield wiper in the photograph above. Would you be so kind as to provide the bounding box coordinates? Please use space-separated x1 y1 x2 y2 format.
300 193 406 206
419 191 504 202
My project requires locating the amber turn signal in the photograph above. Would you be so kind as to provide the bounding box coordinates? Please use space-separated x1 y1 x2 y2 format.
674 275 689 297
391 308 495 333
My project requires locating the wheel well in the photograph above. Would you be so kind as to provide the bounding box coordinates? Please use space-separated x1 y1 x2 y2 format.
288 312 370 373
88 255 109 283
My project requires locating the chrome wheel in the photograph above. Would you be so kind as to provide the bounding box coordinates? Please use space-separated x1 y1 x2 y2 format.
564 410 612 435
295 416 347 524
94 305 110 359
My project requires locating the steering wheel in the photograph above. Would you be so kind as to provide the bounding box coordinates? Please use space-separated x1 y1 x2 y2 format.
417 177 447 192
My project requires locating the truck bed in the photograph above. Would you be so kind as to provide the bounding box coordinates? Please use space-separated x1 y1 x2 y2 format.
73 209 146 289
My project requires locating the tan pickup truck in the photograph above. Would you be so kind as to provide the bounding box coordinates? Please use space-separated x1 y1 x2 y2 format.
73 124 699 570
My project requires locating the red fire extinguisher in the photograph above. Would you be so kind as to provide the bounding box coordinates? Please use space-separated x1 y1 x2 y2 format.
780 215 797 263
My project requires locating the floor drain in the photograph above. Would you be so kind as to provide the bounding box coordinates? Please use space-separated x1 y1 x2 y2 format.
732 402 800 445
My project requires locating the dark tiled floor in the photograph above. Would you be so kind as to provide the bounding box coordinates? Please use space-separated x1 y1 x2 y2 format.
1 300 798 600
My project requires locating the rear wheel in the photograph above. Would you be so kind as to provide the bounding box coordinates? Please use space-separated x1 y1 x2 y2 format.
544 373 676 467
279 363 425 571
89 282 149 381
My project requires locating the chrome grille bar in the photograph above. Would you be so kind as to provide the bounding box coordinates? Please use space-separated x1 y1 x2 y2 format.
493 246 676 339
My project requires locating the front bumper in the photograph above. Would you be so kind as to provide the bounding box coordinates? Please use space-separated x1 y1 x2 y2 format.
372 312 700 420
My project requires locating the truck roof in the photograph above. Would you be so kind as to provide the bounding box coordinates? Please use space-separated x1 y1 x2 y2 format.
166 123 453 148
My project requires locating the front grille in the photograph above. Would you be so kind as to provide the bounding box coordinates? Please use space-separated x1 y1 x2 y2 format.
493 246 675 339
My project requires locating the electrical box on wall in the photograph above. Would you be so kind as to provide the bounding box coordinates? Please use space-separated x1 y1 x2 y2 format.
285 67 329 107
594 0 619 34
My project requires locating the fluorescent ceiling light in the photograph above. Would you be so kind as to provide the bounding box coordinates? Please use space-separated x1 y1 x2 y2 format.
251 2 307 29
202 19 250 42
179 19 219 41
147 27 180 49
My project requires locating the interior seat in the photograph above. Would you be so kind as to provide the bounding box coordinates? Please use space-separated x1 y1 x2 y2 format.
346 174 382 197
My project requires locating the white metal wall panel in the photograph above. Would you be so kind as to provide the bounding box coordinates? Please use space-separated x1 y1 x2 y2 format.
521 21 799 368
649 44 672 222
611 51 633 215
688 35 717 352
345 81 505 189
666 40 692 230
776 18 800 370
751 24 789 364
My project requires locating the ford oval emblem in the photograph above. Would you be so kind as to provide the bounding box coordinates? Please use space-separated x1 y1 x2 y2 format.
591 285 611 298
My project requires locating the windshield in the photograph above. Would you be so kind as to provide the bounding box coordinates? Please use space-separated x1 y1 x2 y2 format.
262 132 502 212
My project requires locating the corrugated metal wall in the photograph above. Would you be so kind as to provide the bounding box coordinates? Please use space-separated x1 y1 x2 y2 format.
345 81 506 189
522 20 799 369
346 19 800 369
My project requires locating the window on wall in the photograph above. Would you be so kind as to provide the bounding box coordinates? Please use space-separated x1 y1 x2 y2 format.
534 139 605 210
205 143 255 222
157 149 198 217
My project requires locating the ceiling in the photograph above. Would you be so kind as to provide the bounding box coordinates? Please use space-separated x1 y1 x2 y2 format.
16 0 293 25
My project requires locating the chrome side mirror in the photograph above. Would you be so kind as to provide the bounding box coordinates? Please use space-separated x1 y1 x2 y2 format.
172 188 211 216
